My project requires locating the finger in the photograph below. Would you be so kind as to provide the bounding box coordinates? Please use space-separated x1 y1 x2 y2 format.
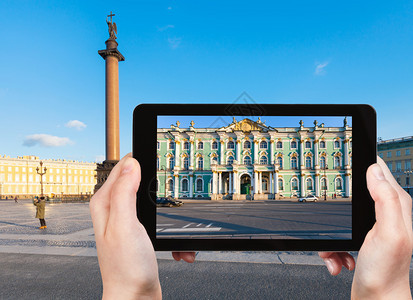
90 153 133 237
337 252 355 271
172 252 196 263
320 252 344 276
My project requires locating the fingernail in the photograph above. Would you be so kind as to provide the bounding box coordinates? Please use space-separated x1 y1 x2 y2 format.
121 158 135 175
342 256 352 270
372 164 385 181
325 258 334 275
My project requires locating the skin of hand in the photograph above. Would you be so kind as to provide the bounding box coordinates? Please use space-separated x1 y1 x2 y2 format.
90 154 195 300
319 157 413 299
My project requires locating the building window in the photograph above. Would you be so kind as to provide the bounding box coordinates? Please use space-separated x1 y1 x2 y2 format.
211 156 218 165
305 156 312 169
291 157 298 169
260 156 268 165
306 178 313 190
227 141 235 149
405 160 411 171
334 156 341 169
197 142 203 150
320 156 326 169
169 141 175 150
350 140 352 148
276 141 283 149
334 140 340 148
291 178 298 190
379 153 384 158
260 141 267 149
168 157 175 170
184 141 189 150
197 157 203 170
291 140 297 149
321 178 327 191
387 162 392 171
157 157 160 170
183 157 189 170
320 141 326 149
244 141 251 149
387 152 391 158
244 156 252 165
277 156 283 168
157 141 160 150
212 141 218 150
396 161 402 171
278 178 284 191
227 156 234 165
406 149 411 155
305 141 311 149
182 179 188 192
406 176 410 186
396 150 401 157
196 178 203 192
397 177 401 185
335 178 343 190
167 179 174 192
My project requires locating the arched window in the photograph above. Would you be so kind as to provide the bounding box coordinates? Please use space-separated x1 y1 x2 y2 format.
334 156 341 168
168 157 175 170
260 156 268 165
291 141 297 149
182 178 188 192
227 141 235 149
276 141 283 149
305 141 311 148
260 141 267 149
212 141 218 149
291 178 298 190
211 156 218 164
278 178 284 191
196 178 203 192
334 140 340 148
183 141 190 150
167 179 174 191
197 141 204 150
156 179 159 192
335 178 343 190
183 157 189 170
227 156 234 165
321 178 327 191
244 156 251 165
157 157 160 170
197 157 203 170
320 141 326 148
306 178 313 190
291 157 298 169
169 141 175 150
305 156 312 169
320 156 326 169
277 156 283 168
244 141 251 149
157 141 160 150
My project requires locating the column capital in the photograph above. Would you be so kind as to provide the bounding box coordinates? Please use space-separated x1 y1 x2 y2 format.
98 48 125 61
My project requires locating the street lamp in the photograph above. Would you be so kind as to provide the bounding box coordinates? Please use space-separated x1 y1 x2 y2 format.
404 170 413 196
36 161 47 197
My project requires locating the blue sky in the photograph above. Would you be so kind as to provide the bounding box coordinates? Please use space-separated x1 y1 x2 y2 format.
1 1 412 162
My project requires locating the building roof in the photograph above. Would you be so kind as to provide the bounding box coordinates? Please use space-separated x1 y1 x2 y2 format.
378 136 413 151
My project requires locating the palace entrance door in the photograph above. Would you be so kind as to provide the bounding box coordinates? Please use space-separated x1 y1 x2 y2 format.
240 174 251 195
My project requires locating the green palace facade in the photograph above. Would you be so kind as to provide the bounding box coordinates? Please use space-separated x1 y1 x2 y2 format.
157 117 352 200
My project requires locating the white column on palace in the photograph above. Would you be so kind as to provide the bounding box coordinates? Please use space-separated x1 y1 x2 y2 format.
253 171 258 195
315 174 320 197
270 172 273 194
236 140 241 162
212 171 217 194
344 139 349 166
190 140 195 169
175 140 180 168
218 172 222 194
345 173 350 197
254 140 259 163
300 139 304 169
270 140 275 164
189 174 193 197
229 172 233 194
220 141 225 165
300 175 305 197
233 172 238 194
174 175 179 198
274 171 279 194
259 172 263 193
314 139 319 167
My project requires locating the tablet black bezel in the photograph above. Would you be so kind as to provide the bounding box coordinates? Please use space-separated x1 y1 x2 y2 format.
133 104 376 251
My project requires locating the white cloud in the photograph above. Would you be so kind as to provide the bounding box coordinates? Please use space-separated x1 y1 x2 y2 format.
168 37 182 50
65 120 87 130
158 24 175 32
95 155 105 163
315 61 329 75
23 134 73 147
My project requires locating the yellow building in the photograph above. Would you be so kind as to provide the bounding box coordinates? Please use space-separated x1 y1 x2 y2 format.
0 155 97 199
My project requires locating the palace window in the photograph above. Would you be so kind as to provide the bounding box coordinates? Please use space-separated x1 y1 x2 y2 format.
305 141 311 149
197 157 204 170
320 156 326 169
157 141 160 150
291 157 298 169
387 152 391 158
260 141 267 149
182 179 189 192
306 178 313 190
278 178 284 191
276 141 283 149
227 141 235 149
169 141 175 150
291 140 297 149
406 149 411 155
396 161 402 171
183 157 189 170
334 156 341 169
168 157 175 170
405 160 411 171
305 156 312 169
379 153 384 158
211 156 218 165
335 178 343 190
334 140 340 148
244 141 251 149
407 177 410 186
156 180 159 192
350 140 352 148
260 156 268 165
196 178 203 192
227 156 234 165
291 178 298 190
320 141 326 148
167 179 174 192
157 157 160 170
277 156 283 168
197 142 204 150
396 150 401 157
321 178 327 190
212 141 218 150
184 141 189 150
387 162 392 171
244 156 252 165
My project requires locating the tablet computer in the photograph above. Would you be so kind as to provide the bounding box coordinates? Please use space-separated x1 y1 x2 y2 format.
133 104 376 251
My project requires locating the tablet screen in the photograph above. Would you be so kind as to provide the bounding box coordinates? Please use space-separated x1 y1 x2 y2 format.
155 115 352 240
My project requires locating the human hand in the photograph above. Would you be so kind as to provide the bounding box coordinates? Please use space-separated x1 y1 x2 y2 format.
90 154 195 300
319 157 413 299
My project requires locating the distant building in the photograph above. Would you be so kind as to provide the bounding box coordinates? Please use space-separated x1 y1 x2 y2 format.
157 118 352 200
378 136 413 196
0 155 97 199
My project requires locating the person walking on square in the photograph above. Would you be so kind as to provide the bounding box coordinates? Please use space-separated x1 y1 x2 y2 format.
14 196 18 203
34 196 47 229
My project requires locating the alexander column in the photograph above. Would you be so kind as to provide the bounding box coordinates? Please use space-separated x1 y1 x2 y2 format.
95 12 125 192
